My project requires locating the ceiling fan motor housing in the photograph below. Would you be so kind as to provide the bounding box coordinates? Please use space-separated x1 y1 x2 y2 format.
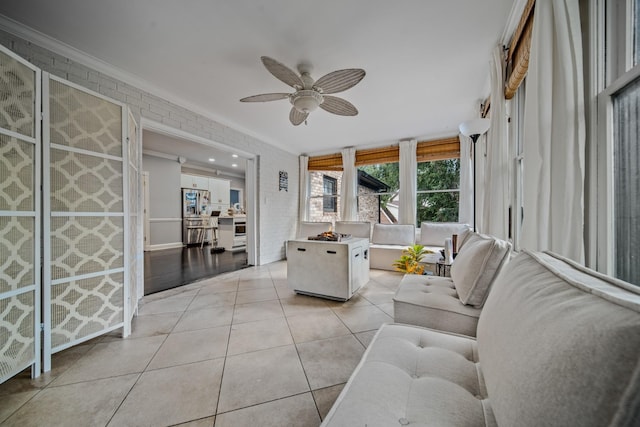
291 90 323 113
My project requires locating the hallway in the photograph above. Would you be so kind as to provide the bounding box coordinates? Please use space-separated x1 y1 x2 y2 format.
144 247 249 295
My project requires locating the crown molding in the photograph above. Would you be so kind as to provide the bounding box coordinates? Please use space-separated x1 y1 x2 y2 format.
0 14 291 154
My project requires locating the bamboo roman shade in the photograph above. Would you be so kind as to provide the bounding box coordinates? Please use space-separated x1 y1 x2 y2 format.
505 0 535 99
307 136 460 171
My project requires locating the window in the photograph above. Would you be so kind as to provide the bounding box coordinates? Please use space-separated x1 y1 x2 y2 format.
416 159 460 224
611 76 640 285
512 80 526 250
308 171 341 222
596 0 640 284
323 175 337 213
358 162 399 224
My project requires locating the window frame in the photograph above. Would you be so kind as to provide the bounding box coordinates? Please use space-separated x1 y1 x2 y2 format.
415 158 461 225
322 175 338 213
594 0 640 276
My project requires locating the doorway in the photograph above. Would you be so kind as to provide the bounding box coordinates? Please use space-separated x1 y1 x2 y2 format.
140 120 257 294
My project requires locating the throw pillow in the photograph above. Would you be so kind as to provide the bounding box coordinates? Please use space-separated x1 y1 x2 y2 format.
450 234 512 307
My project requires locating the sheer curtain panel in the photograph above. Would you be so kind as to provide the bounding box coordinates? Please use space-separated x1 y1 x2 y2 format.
458 133 473 226
399 139 417 225
340 148 357 221
298 155 309 223
521 0 585 262
482 46 510 239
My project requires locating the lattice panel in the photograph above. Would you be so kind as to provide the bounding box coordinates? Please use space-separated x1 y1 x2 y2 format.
0 135 34 211
50 148 123 212
128 168 138 317
0 50 35 138
128 127 138 168
128 216 137 317
0 217 34 293
50 272 123 349
0 292 35 380
50 216 124 281
49 79 122 156
127 113 139 318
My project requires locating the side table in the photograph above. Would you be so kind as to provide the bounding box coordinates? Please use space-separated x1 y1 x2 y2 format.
436 260 452 277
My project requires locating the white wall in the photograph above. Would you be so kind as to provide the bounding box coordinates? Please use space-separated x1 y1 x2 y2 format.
258 154 299 262
142 154 182 246
0 28 298 264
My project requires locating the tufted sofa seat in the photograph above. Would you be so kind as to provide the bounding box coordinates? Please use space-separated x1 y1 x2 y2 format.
393 232 512 337
322 323 494 426
393 274 482 337
322 250 640 426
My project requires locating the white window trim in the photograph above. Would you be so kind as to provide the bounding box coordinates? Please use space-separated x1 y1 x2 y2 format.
594 0 640 274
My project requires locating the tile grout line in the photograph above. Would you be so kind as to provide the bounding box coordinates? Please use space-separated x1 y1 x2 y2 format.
277 270 341 422
212 274 239 423
105 287 200 426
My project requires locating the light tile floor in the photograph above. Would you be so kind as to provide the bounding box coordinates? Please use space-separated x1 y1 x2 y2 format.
0 262 403 427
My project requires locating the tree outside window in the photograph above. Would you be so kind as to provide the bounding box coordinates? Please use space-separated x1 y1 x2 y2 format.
358 159 459 225
416 159 460 223
358 162 399 223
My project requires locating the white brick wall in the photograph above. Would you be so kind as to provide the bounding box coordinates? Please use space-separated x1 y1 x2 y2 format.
0 29 298 265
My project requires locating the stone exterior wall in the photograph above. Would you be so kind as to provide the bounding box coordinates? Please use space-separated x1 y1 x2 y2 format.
308 171 342 224
307 171 383 225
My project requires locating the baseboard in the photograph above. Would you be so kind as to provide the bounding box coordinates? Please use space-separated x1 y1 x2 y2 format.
145 242 184 252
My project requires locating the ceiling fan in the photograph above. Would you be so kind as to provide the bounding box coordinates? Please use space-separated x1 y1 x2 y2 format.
240 56 366 126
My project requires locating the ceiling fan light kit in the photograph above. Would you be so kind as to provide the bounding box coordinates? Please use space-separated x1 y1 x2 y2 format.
240 56 365 126
291 90 323 113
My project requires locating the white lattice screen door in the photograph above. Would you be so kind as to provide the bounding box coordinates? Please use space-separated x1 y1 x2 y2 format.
42 74 130 371
0 45 42 382
127 110 141 332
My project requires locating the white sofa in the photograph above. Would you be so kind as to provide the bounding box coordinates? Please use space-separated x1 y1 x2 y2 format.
417 221 471 264
368 224 415 270
321 250 640 426
297 221 332 238
369 222 470 271
334 221 371 239
393 232 512 337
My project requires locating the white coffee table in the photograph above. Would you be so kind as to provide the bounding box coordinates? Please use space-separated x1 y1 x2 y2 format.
287 237 370 301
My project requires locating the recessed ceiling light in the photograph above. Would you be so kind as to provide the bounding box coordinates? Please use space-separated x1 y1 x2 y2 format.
208 158 215 162
231 163 238 167
232 154 239 158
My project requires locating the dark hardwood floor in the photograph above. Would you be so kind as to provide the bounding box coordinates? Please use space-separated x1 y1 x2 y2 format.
144 246 249 295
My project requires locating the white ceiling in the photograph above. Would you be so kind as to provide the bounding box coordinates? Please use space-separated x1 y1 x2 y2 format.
0 0 515 156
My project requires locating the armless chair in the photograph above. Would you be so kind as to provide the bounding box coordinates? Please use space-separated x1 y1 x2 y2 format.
297 221 332 239
335 221 371 240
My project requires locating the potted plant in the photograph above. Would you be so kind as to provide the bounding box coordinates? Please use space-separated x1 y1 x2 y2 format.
392 244 433 275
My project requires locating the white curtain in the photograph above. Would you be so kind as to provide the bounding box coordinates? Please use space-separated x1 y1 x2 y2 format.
458 133 473 226
399 139 417 225
474 134 488 232
521 0 585 262
298 155 309 223
481 46 510 239
340 147 358 221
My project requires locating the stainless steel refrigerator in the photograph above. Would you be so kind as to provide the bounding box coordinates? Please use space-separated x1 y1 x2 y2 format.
182 189 210 245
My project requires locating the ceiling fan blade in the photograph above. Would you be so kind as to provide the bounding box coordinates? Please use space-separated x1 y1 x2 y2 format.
261 56 304 88
289 107 308 126
319 96 358 116
314 69 365 94
240 93 290 102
